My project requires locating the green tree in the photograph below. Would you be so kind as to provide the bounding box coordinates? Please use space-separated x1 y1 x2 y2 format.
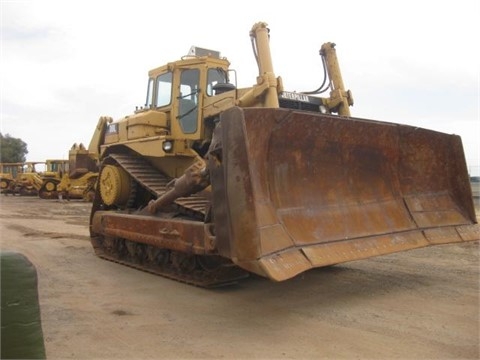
0 133 28 163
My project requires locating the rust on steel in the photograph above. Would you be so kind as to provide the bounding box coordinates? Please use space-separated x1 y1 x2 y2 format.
91 211 212 254
208 107 478 281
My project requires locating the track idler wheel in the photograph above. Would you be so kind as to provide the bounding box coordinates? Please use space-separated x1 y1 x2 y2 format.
44 180 57 192
0 180 9 190
99 165 132 206
39 180 58 199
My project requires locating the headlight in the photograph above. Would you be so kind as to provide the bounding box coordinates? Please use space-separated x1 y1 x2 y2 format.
319 105 328 114
162 141 173 152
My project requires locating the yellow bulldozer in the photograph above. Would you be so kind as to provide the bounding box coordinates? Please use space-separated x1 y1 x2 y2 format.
39 159 69 199
56 143 99 202
0 162 24 194
6 160 68 199
8 162 46 197
89 22 479 287
2 160 67 198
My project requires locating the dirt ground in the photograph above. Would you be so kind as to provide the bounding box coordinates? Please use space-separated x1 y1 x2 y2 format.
0 195 479 360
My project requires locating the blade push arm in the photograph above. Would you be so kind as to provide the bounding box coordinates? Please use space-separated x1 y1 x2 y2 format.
237 22 283 108
320 42 354 116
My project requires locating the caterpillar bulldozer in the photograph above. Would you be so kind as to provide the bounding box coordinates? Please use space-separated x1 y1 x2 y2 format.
8 160 68 199
57 143 99 201
10 162 44 197
38 159 69 199
0 163 24 194
89 22 479 287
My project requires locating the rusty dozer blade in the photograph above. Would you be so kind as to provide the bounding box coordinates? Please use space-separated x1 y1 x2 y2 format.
209 107 479 282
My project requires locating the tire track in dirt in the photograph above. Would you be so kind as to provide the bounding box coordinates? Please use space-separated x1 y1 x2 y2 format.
5 223 90 242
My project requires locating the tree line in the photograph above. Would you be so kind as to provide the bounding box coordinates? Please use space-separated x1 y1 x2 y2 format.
0 133 28 163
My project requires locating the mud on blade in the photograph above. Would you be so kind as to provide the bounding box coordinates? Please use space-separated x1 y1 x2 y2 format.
209 107 479 281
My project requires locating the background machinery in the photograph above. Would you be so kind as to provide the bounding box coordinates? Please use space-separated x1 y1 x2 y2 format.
89 22 479 287
1 147 98 201
0 163 24 195
38 159 69 199
57 143 99 202
3 160 67 199
9 162 45 197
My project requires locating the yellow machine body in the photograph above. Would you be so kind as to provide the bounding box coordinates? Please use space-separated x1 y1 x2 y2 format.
88 22 478 287
57 143 99 201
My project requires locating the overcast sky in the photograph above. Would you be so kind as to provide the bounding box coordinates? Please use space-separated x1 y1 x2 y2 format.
1 0 479 175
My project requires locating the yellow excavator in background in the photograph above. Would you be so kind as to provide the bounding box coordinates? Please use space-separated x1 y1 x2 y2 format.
89 22 478 287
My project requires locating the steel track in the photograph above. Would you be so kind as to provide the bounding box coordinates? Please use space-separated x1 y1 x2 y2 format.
91 153 249 287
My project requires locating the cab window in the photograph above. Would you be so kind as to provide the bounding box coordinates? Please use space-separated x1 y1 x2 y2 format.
155 72 173 107
145 78 154 108
178 69 199 134
206 68 228 96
